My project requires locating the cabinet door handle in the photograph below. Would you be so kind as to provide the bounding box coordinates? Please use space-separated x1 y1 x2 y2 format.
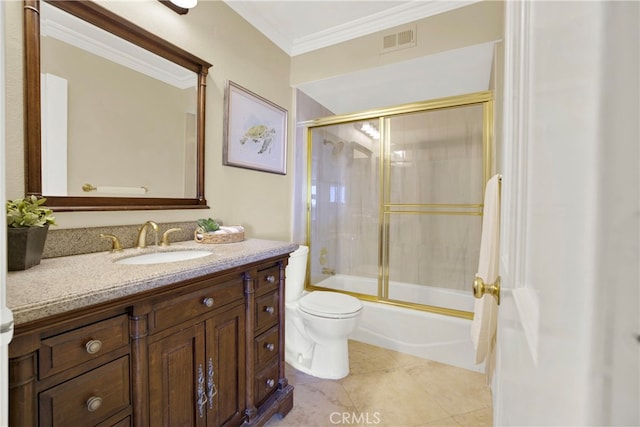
265 275 276 284
264 343 275 352
86 396 103 412
207 357 217 410
202 297 215 308
266 378 275 388
264 306 275 315
85 339 103 354
197 364 207 418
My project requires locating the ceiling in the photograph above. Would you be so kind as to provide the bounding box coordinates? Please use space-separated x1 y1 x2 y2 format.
222 0 495 115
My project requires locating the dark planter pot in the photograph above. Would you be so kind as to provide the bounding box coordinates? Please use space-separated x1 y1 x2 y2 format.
7 224 49 271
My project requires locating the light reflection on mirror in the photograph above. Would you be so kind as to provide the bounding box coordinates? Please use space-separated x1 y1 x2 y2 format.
40 2 198 198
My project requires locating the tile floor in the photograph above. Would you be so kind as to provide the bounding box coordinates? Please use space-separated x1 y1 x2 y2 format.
266 340 493 427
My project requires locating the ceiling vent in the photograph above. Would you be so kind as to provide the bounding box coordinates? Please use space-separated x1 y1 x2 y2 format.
381 25 417 54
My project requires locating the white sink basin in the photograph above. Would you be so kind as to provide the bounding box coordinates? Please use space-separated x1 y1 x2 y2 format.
115 250 213 265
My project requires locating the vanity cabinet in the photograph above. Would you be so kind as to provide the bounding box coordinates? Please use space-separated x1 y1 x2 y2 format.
251 265 282 408
8 255 294 427
145 274 246 427
9 310 134 427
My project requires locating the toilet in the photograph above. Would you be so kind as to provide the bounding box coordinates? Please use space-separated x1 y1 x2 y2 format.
285 245 362 379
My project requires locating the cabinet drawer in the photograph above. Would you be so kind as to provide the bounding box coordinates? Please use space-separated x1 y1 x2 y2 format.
254 290 279 333
96 414 131 427
39 356 130 427
150 278 243 332
255 326 279 368
256 265 280 294
39 315 129 379
254 360 279 406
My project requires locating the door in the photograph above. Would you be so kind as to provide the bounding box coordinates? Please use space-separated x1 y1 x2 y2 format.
148 323 207 427
494 1 639 425
206 304 246 427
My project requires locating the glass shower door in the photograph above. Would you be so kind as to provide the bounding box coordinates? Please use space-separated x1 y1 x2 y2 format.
308 121 380 297
306 91 494 318
383 104 486 314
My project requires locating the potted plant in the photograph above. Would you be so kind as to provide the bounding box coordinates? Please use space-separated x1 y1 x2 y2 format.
6 195 56 271
194 217 244 244
196 218 220 233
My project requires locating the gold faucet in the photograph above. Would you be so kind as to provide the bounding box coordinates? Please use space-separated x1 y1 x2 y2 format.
321 267 336 275
100 233 123 252
160 228 182 247
135 221 159 248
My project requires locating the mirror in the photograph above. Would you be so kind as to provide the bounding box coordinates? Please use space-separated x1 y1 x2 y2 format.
24 0 212 211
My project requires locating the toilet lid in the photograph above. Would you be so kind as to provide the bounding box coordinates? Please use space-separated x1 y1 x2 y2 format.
298 291 362 318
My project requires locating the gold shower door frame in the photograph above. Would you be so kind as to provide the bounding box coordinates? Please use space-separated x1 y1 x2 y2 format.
305 91 494 320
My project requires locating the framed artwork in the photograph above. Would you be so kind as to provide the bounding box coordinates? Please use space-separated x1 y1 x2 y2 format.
223 81 288 174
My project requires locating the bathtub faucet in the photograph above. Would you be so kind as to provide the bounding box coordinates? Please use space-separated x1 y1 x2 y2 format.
321 267 336 275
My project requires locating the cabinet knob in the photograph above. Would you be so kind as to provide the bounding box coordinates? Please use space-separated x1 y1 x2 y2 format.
85 339 103 354
266 378 275 388
264 343 275 352
86 396 103 412
265 275 276 284
264 306 275 315
202 297 215 307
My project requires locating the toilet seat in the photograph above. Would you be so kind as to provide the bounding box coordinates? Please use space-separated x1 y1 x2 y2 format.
299 291 362 319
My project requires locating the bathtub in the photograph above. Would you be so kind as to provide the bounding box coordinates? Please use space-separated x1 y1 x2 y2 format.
314 274 484 373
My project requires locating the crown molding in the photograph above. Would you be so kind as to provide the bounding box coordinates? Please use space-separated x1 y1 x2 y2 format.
223 1 295 55
291 1 479 56
226 1 479 56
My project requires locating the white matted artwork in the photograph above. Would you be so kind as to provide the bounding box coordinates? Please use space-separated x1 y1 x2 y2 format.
223 81 288 174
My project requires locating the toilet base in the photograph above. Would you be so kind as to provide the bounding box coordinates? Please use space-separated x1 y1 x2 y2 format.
285 338 350 380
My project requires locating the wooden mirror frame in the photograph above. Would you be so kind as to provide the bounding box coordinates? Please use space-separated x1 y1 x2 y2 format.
24 0 212 211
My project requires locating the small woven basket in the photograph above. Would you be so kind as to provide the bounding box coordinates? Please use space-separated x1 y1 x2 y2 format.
194 228 244 244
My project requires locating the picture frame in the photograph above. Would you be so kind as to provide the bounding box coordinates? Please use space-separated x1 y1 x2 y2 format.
223 81 288 174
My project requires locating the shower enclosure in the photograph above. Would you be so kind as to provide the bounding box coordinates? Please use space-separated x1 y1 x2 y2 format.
306 92 494 319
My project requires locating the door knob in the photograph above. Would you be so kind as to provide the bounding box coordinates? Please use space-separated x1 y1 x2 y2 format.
473 276 500 305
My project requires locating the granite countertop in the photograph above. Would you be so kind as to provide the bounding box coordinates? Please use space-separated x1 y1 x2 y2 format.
7 238 298 326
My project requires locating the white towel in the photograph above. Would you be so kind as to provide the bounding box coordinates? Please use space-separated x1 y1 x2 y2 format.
213 225 244 234
470 174 501 375
95 186 147 195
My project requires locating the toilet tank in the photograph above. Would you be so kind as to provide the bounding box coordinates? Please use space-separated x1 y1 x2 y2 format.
285 245 309 302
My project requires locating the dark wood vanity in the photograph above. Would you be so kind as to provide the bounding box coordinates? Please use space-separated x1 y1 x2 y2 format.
8 252 293 427
14 0 295 421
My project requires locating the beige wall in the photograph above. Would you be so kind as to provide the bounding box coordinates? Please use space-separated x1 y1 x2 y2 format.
4 0 293 241
43 37 195 198
4 0 503 243
290 1 504 86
